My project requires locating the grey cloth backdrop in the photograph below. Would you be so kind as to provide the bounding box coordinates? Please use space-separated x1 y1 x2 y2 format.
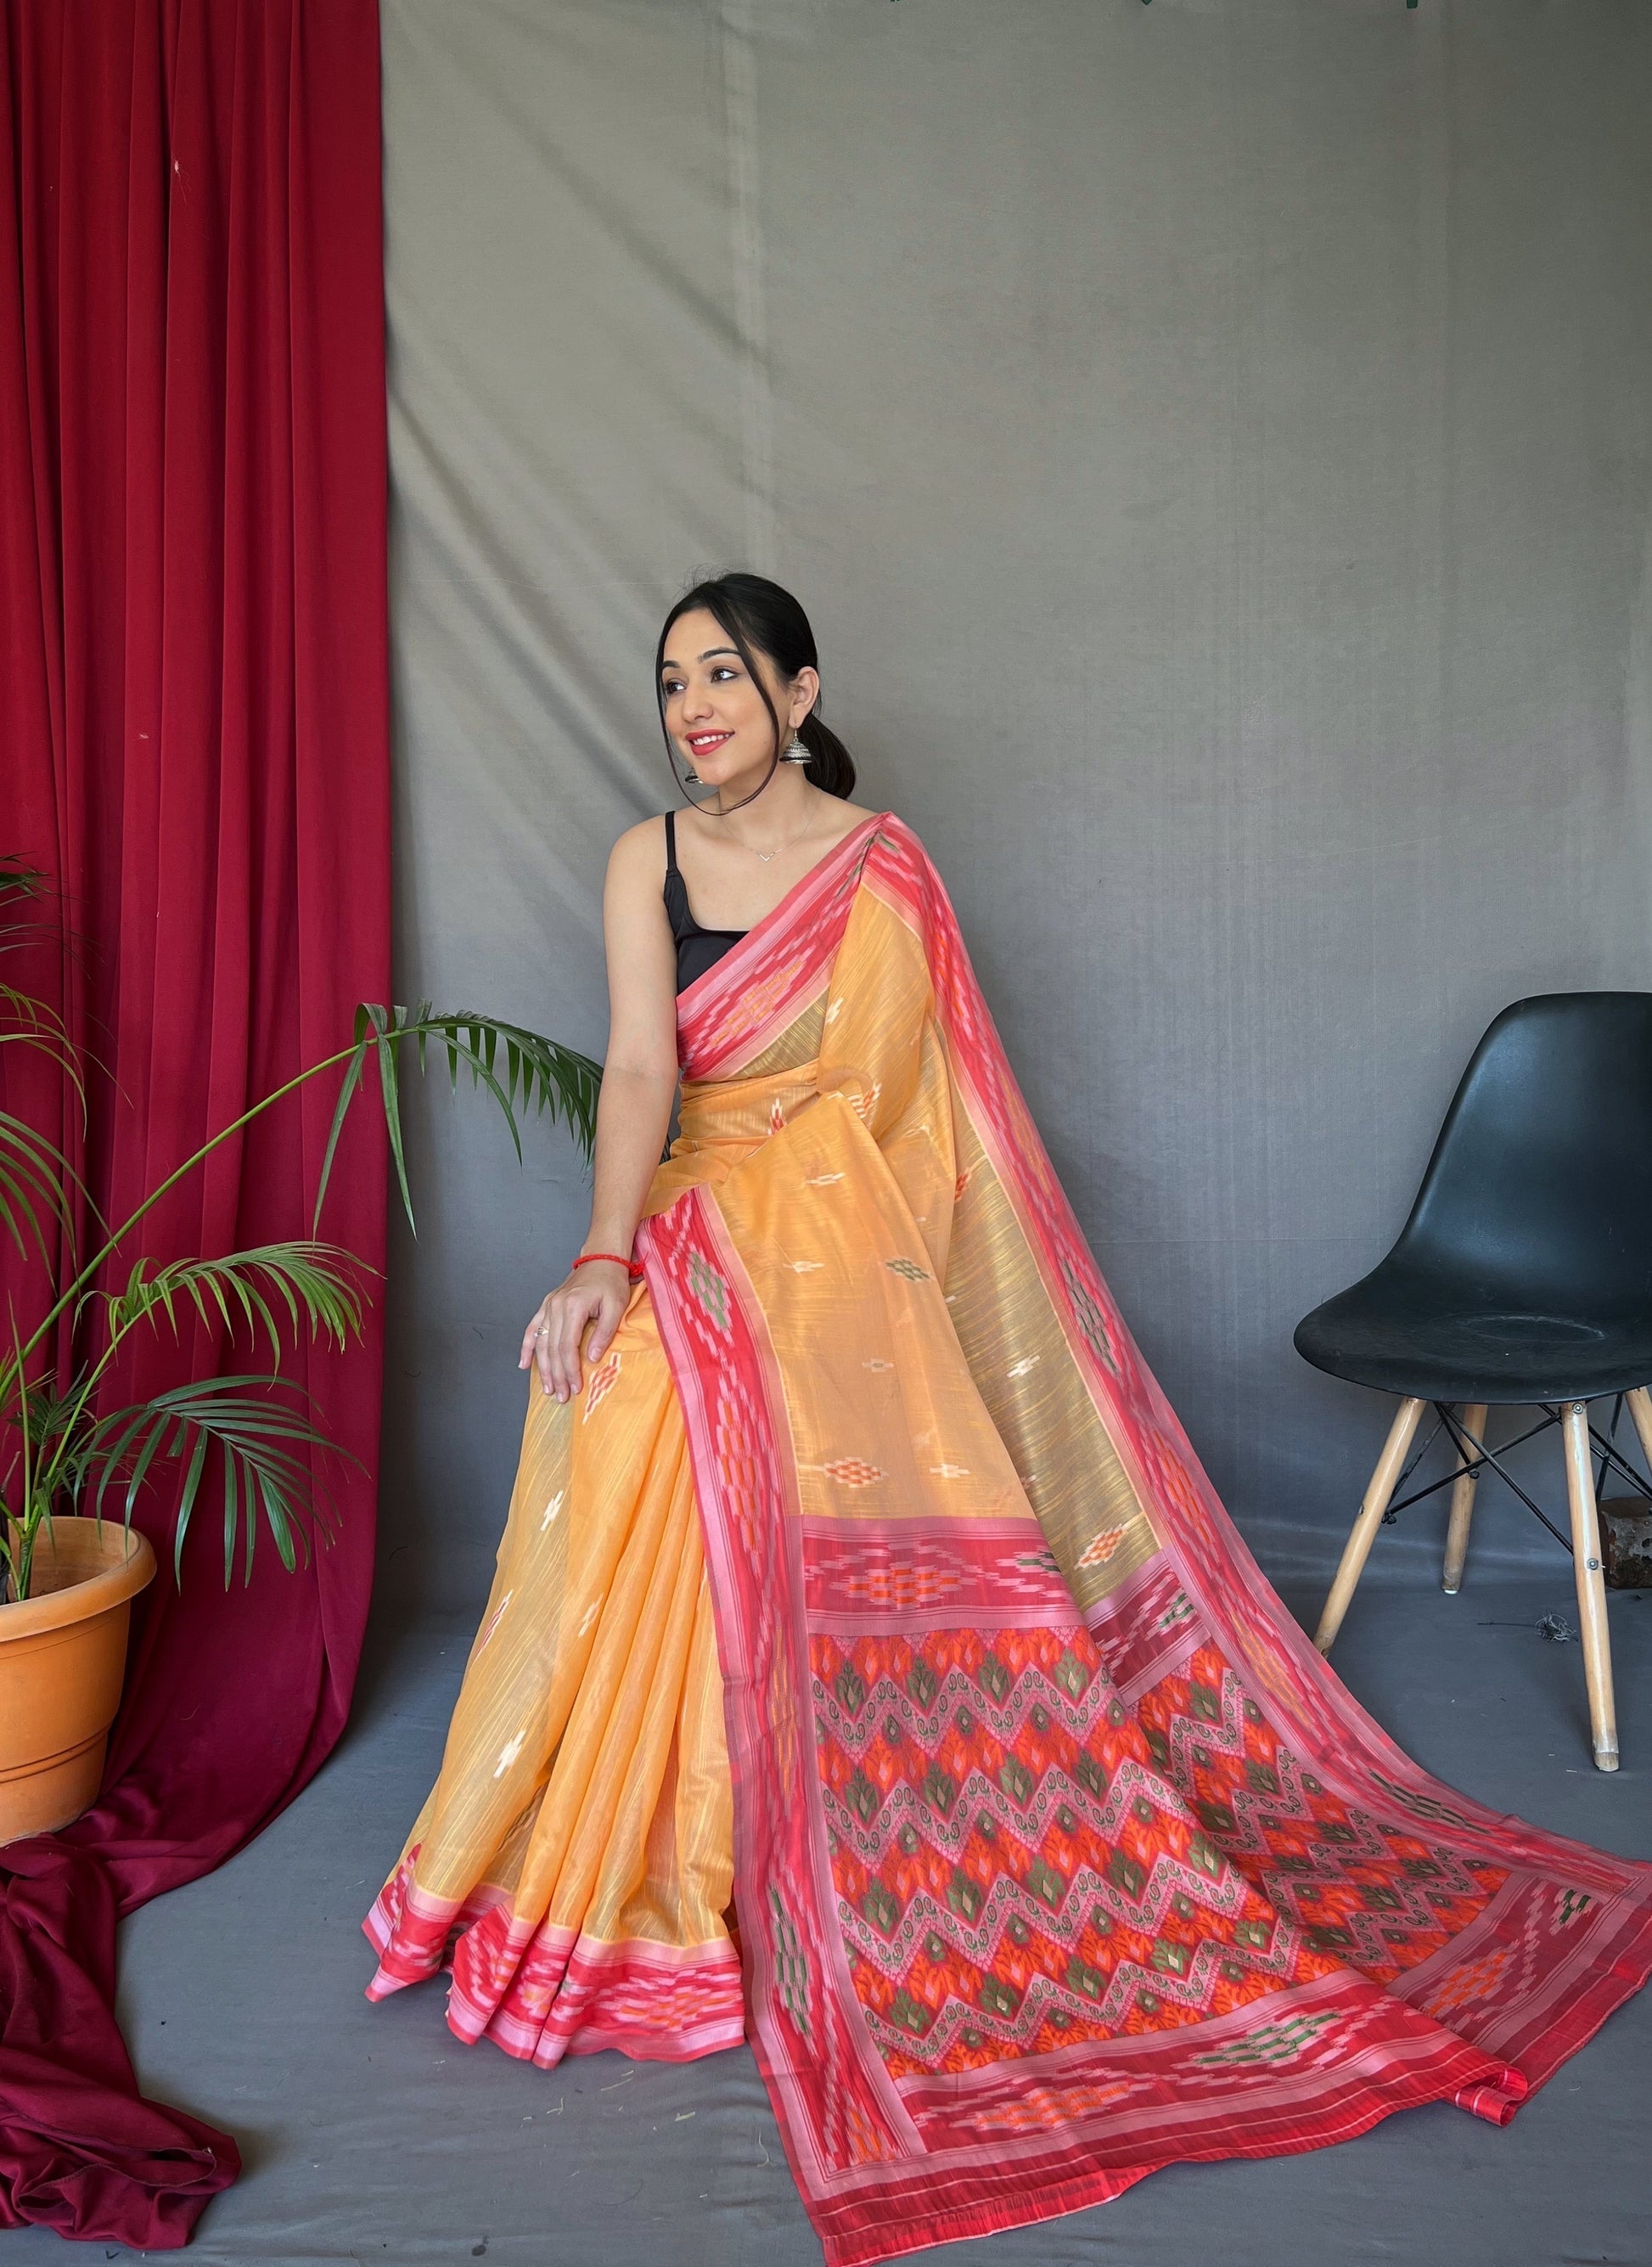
377 0 1652 1616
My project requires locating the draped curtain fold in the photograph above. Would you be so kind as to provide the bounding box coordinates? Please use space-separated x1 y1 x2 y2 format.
0 0 390 2242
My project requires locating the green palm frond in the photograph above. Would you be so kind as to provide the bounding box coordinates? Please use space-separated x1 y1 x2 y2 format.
0 859 72 975
109 1243 366 1363
14 1372 93 1454
0 979 75 1047
0 987 87 1118
0 857 89 1194
80 1374 356 1586
0 1107 76 1263
313 1004 602 1235
0 857 52 925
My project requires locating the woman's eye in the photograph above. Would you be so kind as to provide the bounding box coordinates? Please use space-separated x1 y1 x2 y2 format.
711 666 739 683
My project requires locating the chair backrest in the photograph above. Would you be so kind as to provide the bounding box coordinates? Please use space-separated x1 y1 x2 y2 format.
1393 992 1652 1314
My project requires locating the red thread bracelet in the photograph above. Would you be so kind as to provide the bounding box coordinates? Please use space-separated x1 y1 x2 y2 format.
571 1251 643 1280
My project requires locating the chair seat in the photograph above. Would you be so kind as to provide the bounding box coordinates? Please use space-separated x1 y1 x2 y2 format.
1295 1273 1652 1404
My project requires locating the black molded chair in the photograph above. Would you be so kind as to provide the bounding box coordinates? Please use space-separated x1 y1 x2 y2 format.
1295 993 1652 1773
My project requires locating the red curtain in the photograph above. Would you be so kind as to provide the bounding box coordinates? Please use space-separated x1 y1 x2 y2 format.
0 0 390 2243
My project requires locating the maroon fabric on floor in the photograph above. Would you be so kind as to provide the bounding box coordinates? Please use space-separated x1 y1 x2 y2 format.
0 0 390 2244
0 1842 239 2244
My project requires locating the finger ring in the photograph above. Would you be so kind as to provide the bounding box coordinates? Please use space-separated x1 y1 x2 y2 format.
533 1326 546 1336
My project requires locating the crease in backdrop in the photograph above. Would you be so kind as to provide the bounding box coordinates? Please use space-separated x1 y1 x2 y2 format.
0 0 391 2244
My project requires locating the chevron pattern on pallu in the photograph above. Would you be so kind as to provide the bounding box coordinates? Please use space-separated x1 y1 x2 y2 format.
631 813 1652 2267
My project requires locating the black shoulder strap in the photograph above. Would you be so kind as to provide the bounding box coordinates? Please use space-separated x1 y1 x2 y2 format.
663 807 678 876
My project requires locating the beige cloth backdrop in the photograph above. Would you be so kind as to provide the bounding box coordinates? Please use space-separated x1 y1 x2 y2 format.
377 0 1652 1611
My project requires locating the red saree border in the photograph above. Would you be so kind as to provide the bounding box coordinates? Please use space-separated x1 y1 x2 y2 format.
637 1187 925 2191
801 1512 1082 1637
362 1852 743 2067
677 809 892 1074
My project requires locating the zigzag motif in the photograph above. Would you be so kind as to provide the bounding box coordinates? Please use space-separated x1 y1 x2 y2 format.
812 1626 1331 2077
832 1757 1255 1975
1147 1662 1257 1785
1152 1667 1491 1916
1135 1645 1509 1984
858 1925 1295 2065
814 1658 1104 1766
823 1741 1208 1899
820 1757 1115 1871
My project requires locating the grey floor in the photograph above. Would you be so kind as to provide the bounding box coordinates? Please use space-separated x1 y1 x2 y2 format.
17 1575 1650 2267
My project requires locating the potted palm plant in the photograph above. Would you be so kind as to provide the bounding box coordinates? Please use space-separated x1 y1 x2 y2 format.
0 858 599 1841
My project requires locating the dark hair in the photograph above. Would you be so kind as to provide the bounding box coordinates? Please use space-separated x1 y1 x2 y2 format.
654 571 857 802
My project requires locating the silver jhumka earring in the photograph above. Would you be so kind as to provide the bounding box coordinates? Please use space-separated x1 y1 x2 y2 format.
781 730 811 763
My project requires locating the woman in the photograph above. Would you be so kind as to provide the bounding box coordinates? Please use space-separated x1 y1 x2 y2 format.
366 575 1652 2266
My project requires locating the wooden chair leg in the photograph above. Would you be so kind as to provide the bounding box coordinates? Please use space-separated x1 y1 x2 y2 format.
1561 1400 1618 1773
1626 1385 1652 1479
1315 1397 1426 1656
1441 1402 1488 1595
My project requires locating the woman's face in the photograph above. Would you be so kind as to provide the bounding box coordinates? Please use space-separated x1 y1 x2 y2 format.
658 606 815 792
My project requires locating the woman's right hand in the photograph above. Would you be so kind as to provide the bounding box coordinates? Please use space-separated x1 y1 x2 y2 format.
520 1260 633 1403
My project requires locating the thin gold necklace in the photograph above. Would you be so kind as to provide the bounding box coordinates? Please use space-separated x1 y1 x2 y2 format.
722 801 818 863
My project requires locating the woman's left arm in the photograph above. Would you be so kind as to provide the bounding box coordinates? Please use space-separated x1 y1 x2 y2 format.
519 820 681 1400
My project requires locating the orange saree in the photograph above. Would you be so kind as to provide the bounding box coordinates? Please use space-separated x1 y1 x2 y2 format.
365 811 1652 2265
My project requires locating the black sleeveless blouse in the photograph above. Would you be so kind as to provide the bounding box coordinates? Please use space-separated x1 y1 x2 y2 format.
664 808 748 993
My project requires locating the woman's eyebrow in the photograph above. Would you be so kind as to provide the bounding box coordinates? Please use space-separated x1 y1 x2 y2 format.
661 646 740 672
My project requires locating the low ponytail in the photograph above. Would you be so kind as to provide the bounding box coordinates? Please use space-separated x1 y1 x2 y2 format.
793 707 856 800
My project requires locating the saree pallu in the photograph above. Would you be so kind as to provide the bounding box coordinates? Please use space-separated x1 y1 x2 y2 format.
366 810 1652 2265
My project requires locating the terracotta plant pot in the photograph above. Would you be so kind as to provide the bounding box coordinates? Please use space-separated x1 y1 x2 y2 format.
0 1516 156 1845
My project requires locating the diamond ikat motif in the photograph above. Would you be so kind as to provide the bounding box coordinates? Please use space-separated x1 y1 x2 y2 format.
581 1349 621 1421
769 1882 812 2038
1060 1254 1118 1375
1076 1525 1127 1569
806 1459 888 1488
1194 2008 1340 2065
803 1526 1076 1628
1419 1944 1514 2022
686 1250 731 1333
959 2079 1138 2133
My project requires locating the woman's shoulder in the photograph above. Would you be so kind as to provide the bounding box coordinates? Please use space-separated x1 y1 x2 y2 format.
604 814 676 909
610 811 672 865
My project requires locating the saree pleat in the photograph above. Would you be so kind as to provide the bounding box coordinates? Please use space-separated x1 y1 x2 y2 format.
365 1286 740 2063
367 811 1652 2264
